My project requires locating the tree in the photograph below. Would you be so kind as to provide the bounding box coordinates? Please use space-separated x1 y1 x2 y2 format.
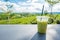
0 0 13 23
45 0 60 14
6 4 13 23
45 0 60 24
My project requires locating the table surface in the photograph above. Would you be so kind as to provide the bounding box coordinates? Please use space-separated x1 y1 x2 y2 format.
0 24 60 40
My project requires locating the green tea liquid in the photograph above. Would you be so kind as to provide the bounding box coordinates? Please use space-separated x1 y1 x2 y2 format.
37 21 47 33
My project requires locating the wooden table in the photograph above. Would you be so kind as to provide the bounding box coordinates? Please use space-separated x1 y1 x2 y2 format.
0 24 60 40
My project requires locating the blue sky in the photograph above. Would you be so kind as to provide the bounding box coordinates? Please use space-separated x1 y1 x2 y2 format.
1 0 45 3
6 0 28 3
1 0 30 3
0 0 60 12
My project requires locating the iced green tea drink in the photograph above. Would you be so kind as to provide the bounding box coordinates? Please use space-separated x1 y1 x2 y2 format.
37 16 48 33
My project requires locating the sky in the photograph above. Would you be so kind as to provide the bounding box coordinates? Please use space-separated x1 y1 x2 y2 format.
0 0 60 13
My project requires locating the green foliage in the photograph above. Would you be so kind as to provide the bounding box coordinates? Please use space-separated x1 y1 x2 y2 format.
56 20 60 24
0 20 8 24
0 13 8 20
0 12 60 24
0 16 36 24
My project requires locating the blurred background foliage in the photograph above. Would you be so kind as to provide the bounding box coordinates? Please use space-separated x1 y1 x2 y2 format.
0 12 60 24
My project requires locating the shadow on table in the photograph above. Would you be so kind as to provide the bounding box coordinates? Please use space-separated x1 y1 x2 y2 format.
31 32 46 40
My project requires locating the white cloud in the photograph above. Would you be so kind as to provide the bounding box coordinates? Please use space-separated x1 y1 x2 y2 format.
0 0 60 13
46 3 60 12
53 3 60 12
32 0 38 3
18 0 45 12
0 1 7 12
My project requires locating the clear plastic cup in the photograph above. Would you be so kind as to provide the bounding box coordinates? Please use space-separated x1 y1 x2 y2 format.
36 16 49 34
